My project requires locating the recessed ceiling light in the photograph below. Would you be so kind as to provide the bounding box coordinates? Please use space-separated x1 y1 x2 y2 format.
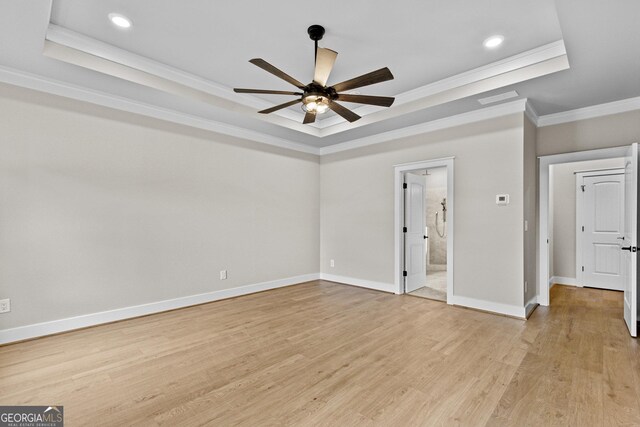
483 35 504 49
108 13 132 29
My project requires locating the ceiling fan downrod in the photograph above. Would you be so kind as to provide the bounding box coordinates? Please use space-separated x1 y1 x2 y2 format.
307 25 325 66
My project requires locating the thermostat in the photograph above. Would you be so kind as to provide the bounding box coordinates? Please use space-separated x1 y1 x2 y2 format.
496 194 510 205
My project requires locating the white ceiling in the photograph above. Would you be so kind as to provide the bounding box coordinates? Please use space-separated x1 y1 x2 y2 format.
0 0 638 151
49 0 563 96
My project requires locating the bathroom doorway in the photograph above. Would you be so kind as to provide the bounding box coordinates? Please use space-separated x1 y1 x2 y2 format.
406 167 448 301
394 157 454 303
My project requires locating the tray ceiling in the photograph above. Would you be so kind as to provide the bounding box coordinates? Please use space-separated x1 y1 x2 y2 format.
0 0 637 152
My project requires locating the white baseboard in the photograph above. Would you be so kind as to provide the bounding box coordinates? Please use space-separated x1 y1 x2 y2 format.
449 295 526 319
0 273 320 345
525 295 539 318
549 276 579 288
320 274 526 318
319 273 395 294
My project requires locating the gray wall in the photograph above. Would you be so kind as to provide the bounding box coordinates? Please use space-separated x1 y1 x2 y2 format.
320 114 526 307
524 117 537 304
0 85 320 329
549 169 555 280
537 110 640 156
5 77 635 331
549 158 625 279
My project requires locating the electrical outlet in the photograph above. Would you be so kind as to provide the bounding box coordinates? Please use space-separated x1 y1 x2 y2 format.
524 220 528 232
0 299 10 314
220 270 227 280
330 259 335 268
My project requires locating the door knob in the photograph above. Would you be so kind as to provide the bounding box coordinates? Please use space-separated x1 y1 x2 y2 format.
617 237 625 240
621 246 636 252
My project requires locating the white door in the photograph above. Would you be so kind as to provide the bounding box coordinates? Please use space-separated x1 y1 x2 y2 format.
581 174 625 291
622 143 638 337
404 173 426 292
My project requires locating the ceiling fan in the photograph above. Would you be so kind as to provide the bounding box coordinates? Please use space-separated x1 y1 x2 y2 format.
234 25 395 124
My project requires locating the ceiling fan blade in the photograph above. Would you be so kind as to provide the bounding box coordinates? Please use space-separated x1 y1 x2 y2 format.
331 67 394 93
258 99 302 114
313 48 338 87
335 94 395 107
234 88 302 95
327 100 361 123
303 110 317 124
249 58 305 89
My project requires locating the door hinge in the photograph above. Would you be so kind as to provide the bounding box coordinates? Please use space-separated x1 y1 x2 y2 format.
582 266 584 272
403 183 407 189
581 185 585 192
582 226 584 232
403 270 407 277
403 227 408 233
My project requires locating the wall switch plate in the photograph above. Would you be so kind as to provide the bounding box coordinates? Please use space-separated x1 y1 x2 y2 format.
0 299 10 313
525 281 528 293
524 220 528 231
220 270 227 280
330 259 335 268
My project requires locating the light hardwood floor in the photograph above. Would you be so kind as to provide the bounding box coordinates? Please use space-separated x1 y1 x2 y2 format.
1 282 639 426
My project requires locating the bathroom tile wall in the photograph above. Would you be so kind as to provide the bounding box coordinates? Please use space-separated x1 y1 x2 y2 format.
425 167 448 267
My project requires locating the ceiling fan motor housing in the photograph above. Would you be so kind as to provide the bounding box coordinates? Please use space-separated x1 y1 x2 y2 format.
307 25 325 41
304 83 335 99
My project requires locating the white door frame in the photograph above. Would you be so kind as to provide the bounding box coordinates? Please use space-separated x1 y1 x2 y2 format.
538 146 629 306
394 157 454 300
575 169 625 286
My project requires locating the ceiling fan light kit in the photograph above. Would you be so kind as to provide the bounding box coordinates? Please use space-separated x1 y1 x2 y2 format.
302 95 329 114
234 25 395 125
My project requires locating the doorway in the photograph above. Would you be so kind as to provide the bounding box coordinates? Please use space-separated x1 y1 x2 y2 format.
539 145 638 337
404 168 449 301
394 158 454 303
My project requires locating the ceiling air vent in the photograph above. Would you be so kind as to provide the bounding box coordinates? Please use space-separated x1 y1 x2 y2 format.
478 91 519 105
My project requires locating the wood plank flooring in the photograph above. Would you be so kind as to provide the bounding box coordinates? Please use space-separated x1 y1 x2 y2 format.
1 282 639 426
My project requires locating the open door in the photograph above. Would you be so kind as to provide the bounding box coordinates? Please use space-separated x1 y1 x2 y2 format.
404 173 426 293
622 142 638 337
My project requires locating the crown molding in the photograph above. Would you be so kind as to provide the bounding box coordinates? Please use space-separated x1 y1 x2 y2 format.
44 24 569 139
0 63 535 158
316 42 566 130
319 98 528 155
525 100 539 126
44 24 321 137
0 64 320 155
317 41 568 136
537 96 640 127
